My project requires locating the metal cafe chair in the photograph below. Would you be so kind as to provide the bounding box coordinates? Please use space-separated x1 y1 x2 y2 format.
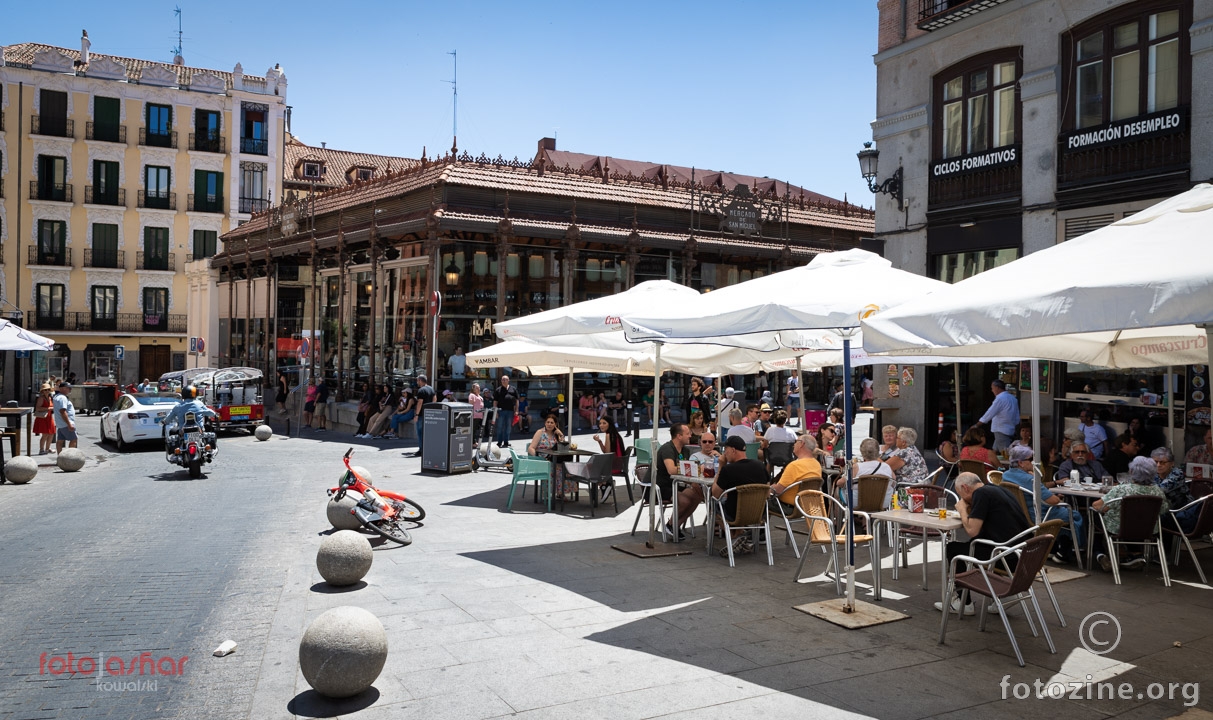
1098 494 1171 587
1163 495 1213 584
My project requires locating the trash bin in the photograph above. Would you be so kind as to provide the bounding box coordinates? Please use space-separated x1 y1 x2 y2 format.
421 402 474 474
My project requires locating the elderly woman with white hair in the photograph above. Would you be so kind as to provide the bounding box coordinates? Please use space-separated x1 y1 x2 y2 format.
1151 447 1199 533
884 426 929 485
1092 455 1170 571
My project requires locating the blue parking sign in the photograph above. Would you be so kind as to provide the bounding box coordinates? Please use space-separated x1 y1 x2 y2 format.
114 345 125 361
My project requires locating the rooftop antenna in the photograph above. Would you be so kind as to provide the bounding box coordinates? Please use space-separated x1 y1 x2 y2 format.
445 50 457 155
171 6 184 65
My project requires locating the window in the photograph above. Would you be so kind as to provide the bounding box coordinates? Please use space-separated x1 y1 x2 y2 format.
37 220 66 265
932 249 1020 284
193 230 217 259
241 105 268 154
144 165 171 209
936 51 1020 159
37 284 66 329
38 89 68 136
356 168 373 182
144 227 169 271
193 170 223 212
92 160 119 205
92 223 119 268
303 162 321 179
194 109 221 151
1068 5 1185 129
146 103 173 146
91 286 118 331
93 96 121 142
143 287 168 331
37 155 67 201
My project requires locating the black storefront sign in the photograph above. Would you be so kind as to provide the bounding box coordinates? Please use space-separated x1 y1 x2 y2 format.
1062 108 1185 152
931 146 1019 177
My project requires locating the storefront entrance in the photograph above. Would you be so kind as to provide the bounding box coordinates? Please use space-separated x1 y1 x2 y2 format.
140 345 172 381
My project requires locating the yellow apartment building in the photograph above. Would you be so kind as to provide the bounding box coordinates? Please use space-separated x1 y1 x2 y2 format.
0 34 286 399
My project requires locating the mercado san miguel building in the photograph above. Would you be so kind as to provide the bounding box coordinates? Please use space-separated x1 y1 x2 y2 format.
210 138 876 405
870 0 1213 451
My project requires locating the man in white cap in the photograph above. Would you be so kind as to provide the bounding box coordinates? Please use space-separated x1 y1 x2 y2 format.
717 388 737 434
1001 444 1083 564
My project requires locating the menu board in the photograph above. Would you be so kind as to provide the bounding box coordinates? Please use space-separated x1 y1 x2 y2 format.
1188 364 1210 427
887 364 899 398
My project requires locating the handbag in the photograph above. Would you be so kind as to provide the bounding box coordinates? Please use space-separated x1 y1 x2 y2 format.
357 400 371 414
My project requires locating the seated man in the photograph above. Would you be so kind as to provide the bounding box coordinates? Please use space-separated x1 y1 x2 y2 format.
725 409 756 444
1152 447 1199 533
689 433 720 471
1056 442 1107 482
1186 428 1213 466
655 423 708 541
1103 433 1140 478
1001 445 1083 563
769 435 822 513
937 472 1031 615
712 435 771 555
752 404 773 435
162 385 218 448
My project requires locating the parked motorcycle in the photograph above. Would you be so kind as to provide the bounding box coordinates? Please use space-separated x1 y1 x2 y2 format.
328 448 424 545
164 412 217 479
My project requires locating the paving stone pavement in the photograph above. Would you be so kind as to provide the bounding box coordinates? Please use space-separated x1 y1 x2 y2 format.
2 421 1212 719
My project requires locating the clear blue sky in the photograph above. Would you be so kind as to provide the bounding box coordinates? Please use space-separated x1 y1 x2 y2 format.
5 1 879 204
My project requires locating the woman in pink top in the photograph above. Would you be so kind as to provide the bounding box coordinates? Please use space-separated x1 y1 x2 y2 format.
959 425 997 467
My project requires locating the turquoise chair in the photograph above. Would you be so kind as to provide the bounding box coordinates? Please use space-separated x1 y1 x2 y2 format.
745 442 762 461
507 449 553 512
633 437 653 467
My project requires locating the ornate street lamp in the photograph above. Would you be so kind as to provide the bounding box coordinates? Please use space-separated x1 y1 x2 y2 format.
857 142 903 211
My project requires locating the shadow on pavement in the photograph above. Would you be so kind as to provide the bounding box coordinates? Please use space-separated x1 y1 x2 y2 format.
287 687 380 718
309 580 368 593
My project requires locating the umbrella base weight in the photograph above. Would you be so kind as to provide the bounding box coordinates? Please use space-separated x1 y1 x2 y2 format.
794 598 910 629
611 542 694 559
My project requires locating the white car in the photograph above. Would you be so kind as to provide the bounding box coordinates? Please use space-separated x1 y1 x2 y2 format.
100 393 182 451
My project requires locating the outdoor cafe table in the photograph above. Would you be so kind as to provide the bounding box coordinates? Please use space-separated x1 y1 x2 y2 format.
669 474 716 546
0 407 34 457
536 447 599 510
1050 483 1107 570
870 509 966 607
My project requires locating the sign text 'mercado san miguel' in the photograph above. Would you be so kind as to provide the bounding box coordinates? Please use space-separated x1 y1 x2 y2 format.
724 200 761 237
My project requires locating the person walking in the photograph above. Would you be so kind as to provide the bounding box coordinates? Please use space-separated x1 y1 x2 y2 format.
53 381 78 454
492 374 519 448
975 379 1020 452
406 375 436 457
33 384 56 454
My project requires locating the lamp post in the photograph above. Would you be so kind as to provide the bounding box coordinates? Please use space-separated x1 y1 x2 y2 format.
857 142 904 212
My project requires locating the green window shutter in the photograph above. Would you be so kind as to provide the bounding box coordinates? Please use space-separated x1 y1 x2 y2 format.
95 97 119 126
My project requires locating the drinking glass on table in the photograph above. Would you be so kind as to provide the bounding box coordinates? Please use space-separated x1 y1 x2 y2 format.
936 494 948 519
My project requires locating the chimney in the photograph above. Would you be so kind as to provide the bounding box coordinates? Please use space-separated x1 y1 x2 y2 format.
79 29 90 65
321 142 326 149
538 137 556 153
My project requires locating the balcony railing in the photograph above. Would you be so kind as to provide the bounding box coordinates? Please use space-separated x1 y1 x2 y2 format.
918 0 1011 30
928 147 1022 210
25 311 187 334
240 137 268 155
188 194 225 214
138 190 176 211
1058 131 1190 192
29 181 72 203
189 133 226 153
239 197 269 214
30 115 74 138
136 251 176 272
85 121 127 144
139 127 178 149
83 249 125 269
84 186 126 207
28 246 72 267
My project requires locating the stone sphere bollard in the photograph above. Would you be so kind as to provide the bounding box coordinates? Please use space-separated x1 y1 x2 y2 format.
298 606 387 698
254 424 273 441
4 456 39 484
316 530 373 586
57 448 86 472
326 490 366 530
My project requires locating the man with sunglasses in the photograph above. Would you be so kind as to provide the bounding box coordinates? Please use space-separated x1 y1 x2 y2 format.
1056 442 1107 483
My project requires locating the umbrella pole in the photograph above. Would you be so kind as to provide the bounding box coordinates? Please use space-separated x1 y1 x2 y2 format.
953 363 962 430
568 367 575 438
842 336 856 612
647 343 663 548
1167 366 1175 450
1030 359 1041 514
797 356 806 431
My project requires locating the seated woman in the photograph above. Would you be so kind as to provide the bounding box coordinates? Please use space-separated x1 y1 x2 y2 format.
815 422 838 462
529 414 571 498
593 416 626 481
840 437 895 508
959 425 997 467
687 411 708 446
937 424 959 464
885 426 929 485
763 410 797 445
1092 456 1170 571
365 390 398 437
578 393 597 431
878 424 898 455
1009 423 1033 450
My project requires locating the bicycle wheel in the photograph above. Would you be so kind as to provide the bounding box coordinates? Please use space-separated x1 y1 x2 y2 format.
362 517 412 546
392 498 425 522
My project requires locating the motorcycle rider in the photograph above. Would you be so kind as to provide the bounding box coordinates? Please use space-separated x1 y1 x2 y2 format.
162 385 219 450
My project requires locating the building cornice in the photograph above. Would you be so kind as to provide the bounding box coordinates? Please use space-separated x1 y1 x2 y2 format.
871 105 929 141
1191 16 1213 56
1018 65 1057 102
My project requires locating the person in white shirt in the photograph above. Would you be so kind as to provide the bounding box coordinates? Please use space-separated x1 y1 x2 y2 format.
1078 408 1109 459
840 437 895 508
975 379 1020 451
725 409 756 444
762 411 797 444
689 433 721 468
717 388 738 433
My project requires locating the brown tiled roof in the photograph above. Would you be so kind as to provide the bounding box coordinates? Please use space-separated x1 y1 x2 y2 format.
541 149 840 205
224 151 873 242
283 137 419 189
2 42 265 87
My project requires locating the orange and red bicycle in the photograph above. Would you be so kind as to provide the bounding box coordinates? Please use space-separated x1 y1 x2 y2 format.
328 448 424 545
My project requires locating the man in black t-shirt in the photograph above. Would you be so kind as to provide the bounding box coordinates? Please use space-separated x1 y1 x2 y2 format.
937 472 1031 615
652 423 704 541
713 435 770 521
492 374 520 447
407 375 437 457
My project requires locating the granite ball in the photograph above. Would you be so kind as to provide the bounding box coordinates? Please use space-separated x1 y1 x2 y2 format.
298 606 387 698
57 448 86 472
316 530 373 586
326 491 366 531
4 456 38 484
254 424 273 441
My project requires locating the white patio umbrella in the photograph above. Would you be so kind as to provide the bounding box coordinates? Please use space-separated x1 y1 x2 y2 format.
861 183 1213 370
623 249 951 608
0 319 55 351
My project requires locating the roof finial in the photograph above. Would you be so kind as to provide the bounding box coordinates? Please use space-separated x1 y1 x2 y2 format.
502 191 510 218
632 205 639 231
570 198 577 226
